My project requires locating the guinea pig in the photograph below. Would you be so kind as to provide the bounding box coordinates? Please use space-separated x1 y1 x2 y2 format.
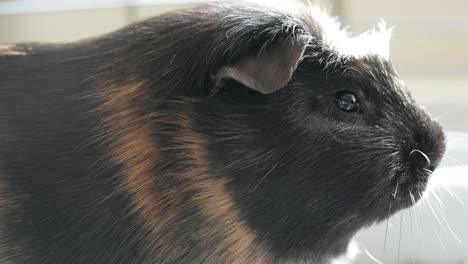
0 1 446 263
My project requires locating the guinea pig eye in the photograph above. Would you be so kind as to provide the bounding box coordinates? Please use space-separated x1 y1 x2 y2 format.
334 91 360 113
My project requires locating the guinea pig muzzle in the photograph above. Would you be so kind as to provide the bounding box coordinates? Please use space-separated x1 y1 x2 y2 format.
393 122 446 207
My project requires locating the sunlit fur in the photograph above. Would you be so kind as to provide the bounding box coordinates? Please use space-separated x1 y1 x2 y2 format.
0 1 445 263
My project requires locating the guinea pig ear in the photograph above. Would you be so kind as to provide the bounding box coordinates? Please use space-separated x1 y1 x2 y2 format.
215 35 311 94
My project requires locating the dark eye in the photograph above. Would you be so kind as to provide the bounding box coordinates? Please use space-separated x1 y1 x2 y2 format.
334 91 360 113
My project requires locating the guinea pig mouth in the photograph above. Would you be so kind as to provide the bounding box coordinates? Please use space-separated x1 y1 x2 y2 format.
390 143 444 209
390 167 432 208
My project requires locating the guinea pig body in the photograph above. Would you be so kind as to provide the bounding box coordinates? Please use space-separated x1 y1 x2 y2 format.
0 2 446 264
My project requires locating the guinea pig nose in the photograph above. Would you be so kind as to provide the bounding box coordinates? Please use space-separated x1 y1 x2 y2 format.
409 149 431 170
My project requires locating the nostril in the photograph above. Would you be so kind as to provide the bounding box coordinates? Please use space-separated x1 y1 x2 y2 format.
409 149 431 170
410 150 431 165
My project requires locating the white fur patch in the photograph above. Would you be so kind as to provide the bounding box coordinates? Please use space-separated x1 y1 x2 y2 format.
246 0 392 60
307 6 392 60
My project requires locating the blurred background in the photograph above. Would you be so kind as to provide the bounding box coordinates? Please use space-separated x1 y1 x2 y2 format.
0 0 466 263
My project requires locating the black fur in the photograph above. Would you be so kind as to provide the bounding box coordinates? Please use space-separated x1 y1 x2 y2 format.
0 2 445 264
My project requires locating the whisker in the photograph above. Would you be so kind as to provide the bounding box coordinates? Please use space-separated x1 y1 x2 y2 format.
397 213 403 264
440 213 463 244
432 225 447 251
392 181 399 199
413 199 422 242
409 192 416 207
409 209 416 264
364 248 385 264
421 198 447 250
382 202 391 256
426 192 462 243
423 168 432 175
440 184 467 207
430 188 446 213
425 193 449 234
442 153 466 166
433 192 463 243
409 190 421 251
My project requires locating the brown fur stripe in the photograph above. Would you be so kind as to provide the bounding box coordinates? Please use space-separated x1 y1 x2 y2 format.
95 82 177 262
95 82 268 262
177 113 269 263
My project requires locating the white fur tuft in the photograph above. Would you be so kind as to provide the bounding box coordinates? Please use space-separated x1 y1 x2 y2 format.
245 0 393 60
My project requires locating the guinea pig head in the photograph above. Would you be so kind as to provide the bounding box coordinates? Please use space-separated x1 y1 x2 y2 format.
186 5 447 261
110 4 447 262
